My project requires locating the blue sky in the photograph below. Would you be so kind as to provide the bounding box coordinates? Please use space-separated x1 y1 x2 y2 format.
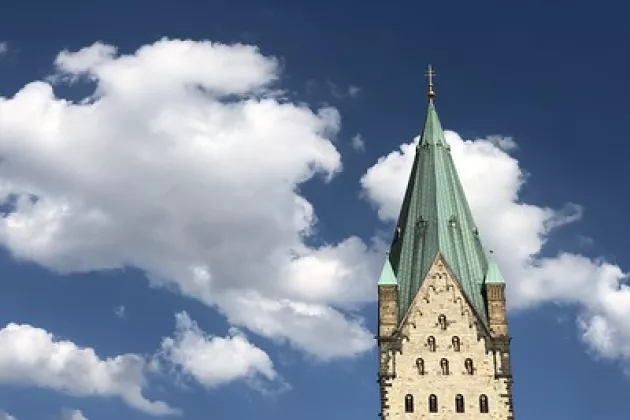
1 1 630 419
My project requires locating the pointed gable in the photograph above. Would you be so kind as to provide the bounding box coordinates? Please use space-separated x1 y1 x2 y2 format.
387 98 489 323
378 256 398 286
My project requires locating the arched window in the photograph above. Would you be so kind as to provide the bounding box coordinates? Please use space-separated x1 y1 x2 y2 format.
440 358 450 375
415 358 425 375
404 394 414 413
427 336 436 352
429 394 438 413
455 394 465 413
438 314 447 330
479 394 489 413
465 358 474 375
452 336 461 352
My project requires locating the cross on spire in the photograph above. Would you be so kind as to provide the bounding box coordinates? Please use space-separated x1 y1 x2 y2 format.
425 64 436 100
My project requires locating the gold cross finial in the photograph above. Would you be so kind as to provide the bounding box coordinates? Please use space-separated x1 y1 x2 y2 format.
426 64 436 100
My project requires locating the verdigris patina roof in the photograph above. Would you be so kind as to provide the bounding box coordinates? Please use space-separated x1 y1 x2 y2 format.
385 88 490 323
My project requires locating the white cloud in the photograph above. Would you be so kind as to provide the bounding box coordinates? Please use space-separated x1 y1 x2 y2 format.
328 81 361 99
0 412 17 420
114 305 126 318
0 39 376 362
348 85 361 97
0 42 7 55
351 134 365 152
485 135 517 151
0 322 177 416
217 289 375 360
361 130 630 368
60 409 88 420
159 312 278 389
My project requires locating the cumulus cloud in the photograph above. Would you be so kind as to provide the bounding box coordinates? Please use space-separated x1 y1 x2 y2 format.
0 314 287 415
159 312 278 389
0 39 377 362
0 42 7 55
60 409 88 420
0 322 177 416
361 130 630 368
218 290 375 360
485 135 517 151
0 412 17 420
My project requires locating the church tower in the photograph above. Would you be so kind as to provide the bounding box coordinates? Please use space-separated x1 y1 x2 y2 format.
377 66 514 419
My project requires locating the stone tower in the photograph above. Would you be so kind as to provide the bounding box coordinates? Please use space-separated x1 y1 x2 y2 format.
377 67 514 419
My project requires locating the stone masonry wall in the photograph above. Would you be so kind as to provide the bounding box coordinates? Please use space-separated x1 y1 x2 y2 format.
380 255 512 420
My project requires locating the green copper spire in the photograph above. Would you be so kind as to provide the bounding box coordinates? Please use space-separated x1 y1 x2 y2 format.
387 66 489 323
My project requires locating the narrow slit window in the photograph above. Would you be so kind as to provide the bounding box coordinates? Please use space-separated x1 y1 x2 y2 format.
479 395 489 413
452 336 461 352
427 336 436 352
438 314 447 330
404 394 414 413
440 358 450 375
465 358 474 375
416 358 425 375
429 394 438 413
455 394 465 413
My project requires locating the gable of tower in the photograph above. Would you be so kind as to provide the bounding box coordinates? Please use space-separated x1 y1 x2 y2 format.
379 254 513 420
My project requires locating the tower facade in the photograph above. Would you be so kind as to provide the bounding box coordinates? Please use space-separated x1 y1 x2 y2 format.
377 69 514 420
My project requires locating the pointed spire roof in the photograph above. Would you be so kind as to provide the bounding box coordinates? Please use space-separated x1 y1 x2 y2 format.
485 260 506 285
378 256 398 286
386 66 489 323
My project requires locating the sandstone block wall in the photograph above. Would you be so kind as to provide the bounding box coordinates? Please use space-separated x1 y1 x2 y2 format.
379 255 513 420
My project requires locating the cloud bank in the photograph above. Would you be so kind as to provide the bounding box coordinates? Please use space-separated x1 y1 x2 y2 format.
0 39 379 367
0 311 286 414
